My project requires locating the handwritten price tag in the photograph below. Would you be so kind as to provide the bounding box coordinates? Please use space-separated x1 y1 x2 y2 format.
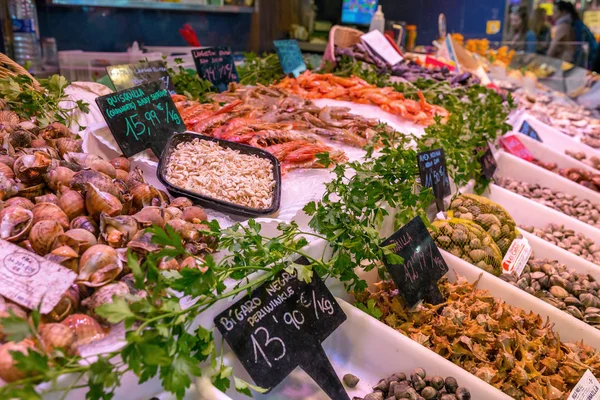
381 216 449 307
95 81 185 158
273 39 307 77
192 46 239 92
418 148 451 209
106 60 175 94
215 263 349 399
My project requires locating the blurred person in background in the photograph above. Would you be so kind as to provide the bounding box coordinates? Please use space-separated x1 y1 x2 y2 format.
508 6 536 51
560 1 599 68
528 7 551 54
548 1 576 62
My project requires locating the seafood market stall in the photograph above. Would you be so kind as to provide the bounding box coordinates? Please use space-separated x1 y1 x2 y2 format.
2 19 600 400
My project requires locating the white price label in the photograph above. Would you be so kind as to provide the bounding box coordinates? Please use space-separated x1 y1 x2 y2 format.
360 30 403 66
502 237 532 277
568 370 600 400
0 239 76 314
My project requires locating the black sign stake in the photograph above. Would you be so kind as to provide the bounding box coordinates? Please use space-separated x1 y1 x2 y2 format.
95 81 186 158
475 143 498 181
299 341 349 400
519 120 543 142
381 216 449 308
215 267 348 399
417 148 451 212
192 46 239 92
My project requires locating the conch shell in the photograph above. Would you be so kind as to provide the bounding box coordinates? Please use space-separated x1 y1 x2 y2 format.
77 244 123 287
0 339 37 382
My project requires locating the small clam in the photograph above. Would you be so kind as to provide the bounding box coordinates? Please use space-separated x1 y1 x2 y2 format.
109 157 130 172
29 220 64 255
567 305 584 320
70 170 119 198
85 183 122 219
31 202 70 229
0 206 33 242
64 229 97 254
0 110 19 129
57 186 85 220
549 286 569 299
0 339 37 382
77 244 124 287
60 314 106 349
45 245 79 271
0 162 14 179
133 206 164 227
182 206 207 223
69 215 99 236
45 166 75 191
580 293 600 308
585 313 600 324
81 282 130 320
99 213 138 248
13 151 52 184
39 323 75 353
170 197 193 210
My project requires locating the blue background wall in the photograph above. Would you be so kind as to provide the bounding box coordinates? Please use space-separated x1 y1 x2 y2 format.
35 2 253 52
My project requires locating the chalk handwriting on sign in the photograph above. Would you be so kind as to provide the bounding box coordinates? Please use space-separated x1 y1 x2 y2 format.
475 143 497 180
192 46 239 93
499 135 534 162
215 266 349 400
106 60 175 94
0 239 76 314
418 148 451 205
381 216 449 307
273 40 307 77
96 81 185 158
519 120 543 142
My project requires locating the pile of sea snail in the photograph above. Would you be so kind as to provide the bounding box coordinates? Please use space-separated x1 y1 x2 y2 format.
344 369 471 400
500 258 600 329
0 113 216 383
497 177 600 229
520 224 600 265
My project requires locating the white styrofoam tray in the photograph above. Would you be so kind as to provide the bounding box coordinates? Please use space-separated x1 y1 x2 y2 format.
509 111 600 159
496 151 600 205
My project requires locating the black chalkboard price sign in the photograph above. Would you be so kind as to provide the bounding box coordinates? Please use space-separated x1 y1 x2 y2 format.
519 120 543 142
95 81 186 158
215 266 349 400
475 143 498 180
381 216 449 307
418 148 451 210
106 60 175 94
192 46 239 92
273 39 307 77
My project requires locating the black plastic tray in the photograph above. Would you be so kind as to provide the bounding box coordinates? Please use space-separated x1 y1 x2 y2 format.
157 132 281 218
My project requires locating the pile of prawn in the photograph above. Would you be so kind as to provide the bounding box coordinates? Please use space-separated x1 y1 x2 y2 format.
173 84 395 174
276 71 449 125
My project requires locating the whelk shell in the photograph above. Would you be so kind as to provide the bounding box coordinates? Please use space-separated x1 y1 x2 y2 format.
65 152 116 178
109 157 130 172
57 187 85 220
85 183 122 219
64 229 97 254
0 339 36 382
39 323 75 353
45 166 75 191
31 202 70 229
77 244 123 287
4 196 34 210
81 281 130 318
99 213 138 248
0 206 33 242
69 215 99 236
29 220 64 255
182 206 207 223
70 170 119 198
60 314 106 349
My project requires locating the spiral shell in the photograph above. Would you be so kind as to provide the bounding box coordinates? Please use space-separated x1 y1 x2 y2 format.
39 323 75 353
16 182 44 200
0 111 19 129
0 206 33 242
85 183 122 220
64 228 97 254
29 220 64 255
65 152 116 178
13 151 52 185
45 166 75 192
60 314 106 349
0 162 14 179
81 282 130 321
4 196 34 210
0 340 36 382
109 157 130 172
57 187 85 220
69 216 99 236
130 184 161 212
35 193 59 205
0 303 27 340
133 206 164 227
45 245 79 272
55 138 83 157
70 170 119 198
45 285 80 322
99 213 138 248
182 206 207 223
77 244 123 287
32 202 70 229
40 122 73 140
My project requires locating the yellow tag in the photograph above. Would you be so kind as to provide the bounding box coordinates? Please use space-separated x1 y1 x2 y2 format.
486 20 501 35
540 3 553 16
